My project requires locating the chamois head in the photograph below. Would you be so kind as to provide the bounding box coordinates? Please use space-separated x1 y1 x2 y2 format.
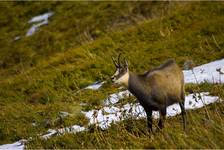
111 54 129 86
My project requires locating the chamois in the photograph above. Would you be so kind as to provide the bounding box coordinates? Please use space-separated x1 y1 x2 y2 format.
111 54 186 132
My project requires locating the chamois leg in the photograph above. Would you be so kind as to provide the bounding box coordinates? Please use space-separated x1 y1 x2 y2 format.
179 101 187 131
145 109 153 133
158 108 166 129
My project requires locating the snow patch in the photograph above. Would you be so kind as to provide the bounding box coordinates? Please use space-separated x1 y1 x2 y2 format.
84 81 105 90
104 90 131 106
183 59 224 83
0 124 86 149
41 125 86 140
28 12 54 24
26 12 54 37
14 36 21 41
83 92 220 129
58 111 70 119
0 139 26 150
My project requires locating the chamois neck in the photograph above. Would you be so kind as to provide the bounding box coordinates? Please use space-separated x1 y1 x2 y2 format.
121 71 129 87
128 72 150 99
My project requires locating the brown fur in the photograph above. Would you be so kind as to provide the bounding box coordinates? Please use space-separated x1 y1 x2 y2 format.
111 58 186 132
127 59 186 131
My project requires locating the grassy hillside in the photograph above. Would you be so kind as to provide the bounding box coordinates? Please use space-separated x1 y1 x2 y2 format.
0 1 224 148
0 1 169 69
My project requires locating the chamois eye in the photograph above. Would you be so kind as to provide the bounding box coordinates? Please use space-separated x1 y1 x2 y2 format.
121 68 126 72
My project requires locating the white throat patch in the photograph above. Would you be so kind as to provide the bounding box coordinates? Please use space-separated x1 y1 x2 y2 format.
115 71 129 87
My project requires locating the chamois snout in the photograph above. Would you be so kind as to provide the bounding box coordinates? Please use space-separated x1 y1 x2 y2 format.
110 74 117 82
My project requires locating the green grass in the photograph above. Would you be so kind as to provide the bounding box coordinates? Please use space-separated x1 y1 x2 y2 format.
0 1 169 69
0 1 224 148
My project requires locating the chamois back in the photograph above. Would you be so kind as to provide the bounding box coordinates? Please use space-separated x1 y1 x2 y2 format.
145 59 184 106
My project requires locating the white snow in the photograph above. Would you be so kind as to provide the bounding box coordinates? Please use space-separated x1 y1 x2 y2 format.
58 111 70 119
83 92 221 129
0 139 26 150
41 129 57 140
26 12 54 37
26 22 47 36
41 125 86 140
84 81 105 90
183 59 224 83
14 36 21 41
28 12 54 24
104 90 131 105
0 124 86 148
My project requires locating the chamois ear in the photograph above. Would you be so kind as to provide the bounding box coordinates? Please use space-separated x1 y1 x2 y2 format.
118 53 122 67
124 58 128 68
112 56 119 68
